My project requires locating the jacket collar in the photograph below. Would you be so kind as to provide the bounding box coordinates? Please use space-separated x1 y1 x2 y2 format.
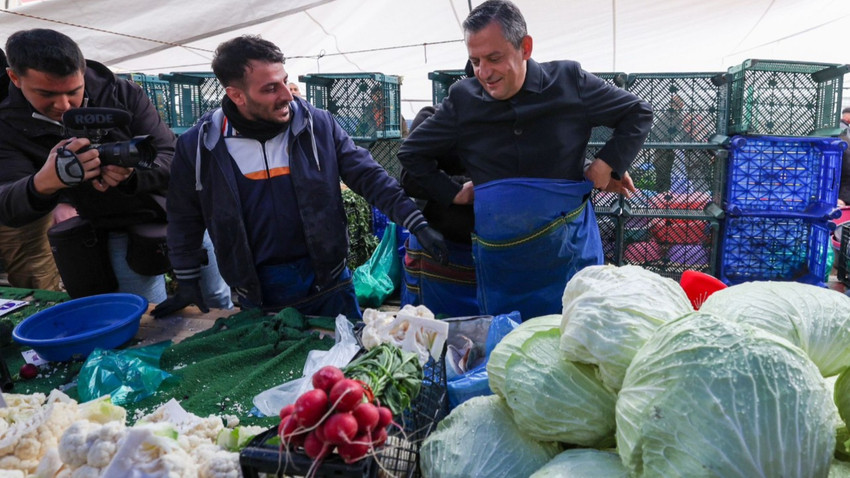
202 96 310 150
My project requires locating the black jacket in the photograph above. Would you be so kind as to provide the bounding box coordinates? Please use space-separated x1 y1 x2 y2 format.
0 60 175 228
398 59 653 206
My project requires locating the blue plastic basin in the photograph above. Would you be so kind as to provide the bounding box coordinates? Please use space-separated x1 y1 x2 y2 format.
12 293 148 362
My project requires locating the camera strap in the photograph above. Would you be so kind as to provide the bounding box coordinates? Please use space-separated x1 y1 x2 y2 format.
55 146 85 186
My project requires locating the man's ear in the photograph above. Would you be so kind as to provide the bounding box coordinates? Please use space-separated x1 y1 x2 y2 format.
521 35 533 60
225 85 245 106
7 68 21 88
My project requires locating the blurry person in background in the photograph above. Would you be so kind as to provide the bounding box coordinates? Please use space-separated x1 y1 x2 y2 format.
288 82 302 97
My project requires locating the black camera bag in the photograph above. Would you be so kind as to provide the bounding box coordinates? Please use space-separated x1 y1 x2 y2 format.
47 216 118 298
125 223 171 276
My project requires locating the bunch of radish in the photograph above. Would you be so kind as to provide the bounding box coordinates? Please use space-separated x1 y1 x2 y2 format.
278 365 396 473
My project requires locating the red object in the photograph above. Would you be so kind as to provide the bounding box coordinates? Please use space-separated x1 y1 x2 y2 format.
19 363 38 380
679 270 727 310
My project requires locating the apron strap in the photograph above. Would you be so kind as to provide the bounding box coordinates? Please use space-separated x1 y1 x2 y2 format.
474 199 588 249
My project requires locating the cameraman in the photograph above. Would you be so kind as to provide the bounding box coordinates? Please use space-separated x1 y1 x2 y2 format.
0 29 231 308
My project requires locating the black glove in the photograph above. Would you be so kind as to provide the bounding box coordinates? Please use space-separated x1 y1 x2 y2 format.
151 278 209 318
414 225 449 265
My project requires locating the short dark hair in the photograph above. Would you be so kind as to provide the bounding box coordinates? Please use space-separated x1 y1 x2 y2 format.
5 29 85 77
212 35 285 87
462 0 527 49
843 107 850 115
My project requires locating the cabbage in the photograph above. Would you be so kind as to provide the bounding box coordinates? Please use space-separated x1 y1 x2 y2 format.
700 281 850 377
529 449 628 477
617 311 835 477
419 395 561 478
560 265 693 390
486 314 561 398
503 329 616 446
831 460 850 478
836 367 850 428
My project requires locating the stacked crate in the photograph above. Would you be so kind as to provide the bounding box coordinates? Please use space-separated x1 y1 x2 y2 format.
591 72 727 280
157 72 225 135
717 60 849 286
299 73 402 142
116 73 173 128
428 69 468 105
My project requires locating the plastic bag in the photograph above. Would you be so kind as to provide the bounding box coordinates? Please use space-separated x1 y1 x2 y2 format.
77 341 173 405
252 314 360 416
445 311 522 409
353 222 401 307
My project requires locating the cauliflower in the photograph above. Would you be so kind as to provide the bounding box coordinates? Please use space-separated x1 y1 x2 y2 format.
360 305 447 364
191 443 240 478
0 390 80 473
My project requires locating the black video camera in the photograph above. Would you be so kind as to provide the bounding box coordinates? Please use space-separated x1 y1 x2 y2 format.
60 108 158 170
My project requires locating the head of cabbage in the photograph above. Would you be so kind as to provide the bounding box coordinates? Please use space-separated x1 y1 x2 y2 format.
560 264 694 391
419 394 561 478
616 311 835 478
699 281 850 377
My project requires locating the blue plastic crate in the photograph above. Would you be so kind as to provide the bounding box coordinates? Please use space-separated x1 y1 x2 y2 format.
719 215 831 286
725 135 846 216
299 73 401 141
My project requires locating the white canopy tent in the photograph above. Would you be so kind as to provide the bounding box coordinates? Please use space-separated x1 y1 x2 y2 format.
1 0 849 118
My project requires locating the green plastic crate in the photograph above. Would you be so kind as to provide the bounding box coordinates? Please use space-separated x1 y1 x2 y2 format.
158 72 225 134
725 59 850 137
625 72 728 146
429 69 468 105
299 73 402 141
116 73 173 127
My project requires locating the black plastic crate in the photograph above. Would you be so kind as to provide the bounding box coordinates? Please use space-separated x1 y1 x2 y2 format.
587 72 628 145
355 139 403 182
724 135 845 216
587 144 726 215
718 215 832 286
625 72 728 146
300 73 402 141
240 350 448 478
619 213 720 281
838 223 850 287
595 211 623 266
429 70 467 105
158 72 225 134
117 73 173 127
725 59 850 136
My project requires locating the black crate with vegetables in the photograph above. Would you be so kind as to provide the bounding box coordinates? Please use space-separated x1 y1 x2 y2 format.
239 342 447 478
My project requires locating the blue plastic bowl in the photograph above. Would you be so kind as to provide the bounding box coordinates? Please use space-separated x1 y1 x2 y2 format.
12 293 148 362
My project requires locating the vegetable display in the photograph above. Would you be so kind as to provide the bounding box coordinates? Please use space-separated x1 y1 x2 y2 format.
502 328 616 446
277 363 403 476
342 343 423 416
419 394 561 478
560 265 694 391
616 311 835 477
529 449 628 478
699 281 850 377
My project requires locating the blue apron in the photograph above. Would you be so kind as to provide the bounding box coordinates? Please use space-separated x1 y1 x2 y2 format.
472 178 603 319
401 235 479 317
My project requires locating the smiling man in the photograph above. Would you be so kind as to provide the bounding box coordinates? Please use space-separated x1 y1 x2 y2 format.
398 0 653 319
155 35 448 318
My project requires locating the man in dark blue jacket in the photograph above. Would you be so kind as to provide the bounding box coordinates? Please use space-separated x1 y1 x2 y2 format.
153 35 447 319
398 0 653 319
